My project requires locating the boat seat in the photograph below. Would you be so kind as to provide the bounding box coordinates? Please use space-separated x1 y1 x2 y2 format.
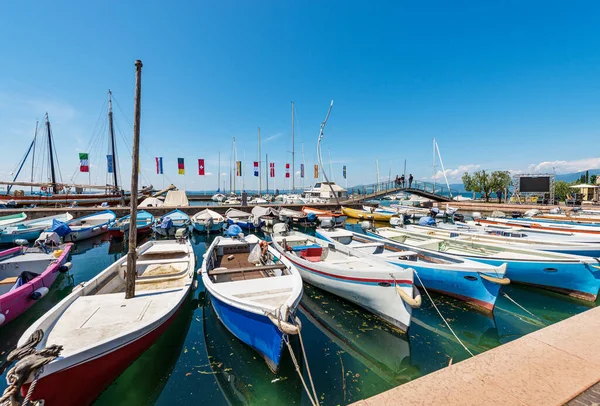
209 263 287 276
354 242 385 248
290 244 321 252
299 247 323 262
0 276 18 285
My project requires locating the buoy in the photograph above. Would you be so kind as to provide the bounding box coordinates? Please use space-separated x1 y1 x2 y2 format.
52 249 64 258
59 262 72 273
192 280 199 291
31 287 49 300
0 313 5 326
396 284 422 308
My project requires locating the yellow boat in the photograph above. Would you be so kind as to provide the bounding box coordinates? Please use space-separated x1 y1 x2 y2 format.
341 207 398 222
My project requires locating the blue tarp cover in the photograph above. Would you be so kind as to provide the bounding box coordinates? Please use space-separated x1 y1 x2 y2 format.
48 219 72 237
160 216 173 229
418 216 436 226
226 225 243 236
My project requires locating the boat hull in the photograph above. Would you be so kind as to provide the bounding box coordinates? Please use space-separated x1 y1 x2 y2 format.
21 301 183 406
0 245 72 326
108 224 153 240
276 248 412 332
208 293 284 372
0 229 43 244
467 257 600 301
227 218 263 231
63 223 110 242
192 221 224 233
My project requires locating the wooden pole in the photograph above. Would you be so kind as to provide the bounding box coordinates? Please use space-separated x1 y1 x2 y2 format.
126 59 143 300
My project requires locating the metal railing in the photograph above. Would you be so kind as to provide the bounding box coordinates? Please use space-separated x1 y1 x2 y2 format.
346 179 459 200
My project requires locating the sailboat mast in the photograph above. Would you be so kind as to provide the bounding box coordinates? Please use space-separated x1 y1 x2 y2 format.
301 143 305 190
433 137 437 193
218 151 221 192
108 90 119 191
258 127 261 196
233 137 236 194
30 121 38 193
266 153 269 194
291 101 295 193
46 114 58 194
376 157 380 192
126 60 143 300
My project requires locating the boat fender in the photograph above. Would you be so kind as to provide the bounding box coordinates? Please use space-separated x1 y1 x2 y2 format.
267 313 300 335
92 226 100 232
31 287 49 300
14 239 28 246
0 313 4 325
52 249 64 258
59 262 72 273
396 285 422 308
479 273 510 285
192 280 199 291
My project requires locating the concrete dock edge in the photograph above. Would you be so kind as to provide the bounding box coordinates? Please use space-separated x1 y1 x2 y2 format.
353 307 600 406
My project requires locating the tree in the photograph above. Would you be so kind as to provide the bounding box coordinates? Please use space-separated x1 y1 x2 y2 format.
462 170 512 202
554 180 570 201
591 174 597 185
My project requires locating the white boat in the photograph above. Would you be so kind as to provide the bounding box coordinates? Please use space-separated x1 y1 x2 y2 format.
270 227 419 332
14 238 195 405
154 209 191 237
191 209 225 233
63 210 116 242
212 193 227 203
367 226 600 302
301 181 348 202
250 206 281 226
226 208 263 230
316 227 508 312
202 233 303 372
249 197 268 205
410 223 600 257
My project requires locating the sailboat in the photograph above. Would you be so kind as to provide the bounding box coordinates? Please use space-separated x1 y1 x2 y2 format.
10 61 196 406
0 97 130 207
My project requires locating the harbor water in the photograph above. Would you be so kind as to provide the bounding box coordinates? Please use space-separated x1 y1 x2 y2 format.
0 229 596 405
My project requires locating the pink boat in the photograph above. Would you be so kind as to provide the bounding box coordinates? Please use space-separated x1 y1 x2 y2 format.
0 243 73 326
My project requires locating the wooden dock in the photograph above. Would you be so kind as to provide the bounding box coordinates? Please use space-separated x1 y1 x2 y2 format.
353 306 600 406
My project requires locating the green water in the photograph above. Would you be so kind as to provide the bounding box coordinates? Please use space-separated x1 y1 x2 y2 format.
0 232 596 405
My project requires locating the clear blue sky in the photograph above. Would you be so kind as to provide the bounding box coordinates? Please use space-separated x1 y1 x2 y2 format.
1 1 600 191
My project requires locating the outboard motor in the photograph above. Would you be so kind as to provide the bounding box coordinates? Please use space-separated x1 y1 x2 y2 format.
389 217 405 227
160 216 173 230
359 221 373 231
272 223 289 236
429 207 440 218
418 216 436 226
319 218 334 229
453 213 465 222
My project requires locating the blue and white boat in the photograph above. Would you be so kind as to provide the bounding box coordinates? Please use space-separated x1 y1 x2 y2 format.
201 229 303 372
108 210 155 240
191 209 225 233
62 210 116 242
154 209 191 237
316 227 508 312
225 208 264 231
368 226 600 302
0 213 73 244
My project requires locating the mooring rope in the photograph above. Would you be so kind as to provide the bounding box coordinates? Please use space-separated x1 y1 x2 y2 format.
413 271 475 357
501 292 547 326
282 317 319 406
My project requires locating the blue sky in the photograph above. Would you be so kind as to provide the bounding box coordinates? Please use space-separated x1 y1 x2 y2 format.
1 1 600 191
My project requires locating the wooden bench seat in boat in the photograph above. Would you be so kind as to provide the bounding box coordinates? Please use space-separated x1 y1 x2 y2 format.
209 263 287 276
0 276 18 285
353 242 385 249
380 251 418 258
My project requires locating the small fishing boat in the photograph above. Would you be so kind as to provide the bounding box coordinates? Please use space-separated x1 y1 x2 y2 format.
367 226 600 302
226 208 263 230
202 230 303 372
153 209 191 237
475 216 600 235
0 212 27 227
278 208 316 225
270 226 419 332
341 206 398 222
408 224 600 257
191 209 225 233
212 193 227 203
0 213 73 244
14 239 195 405
108 210 155 240
250 206 281 227
63 210 116 242
316 227 508 312
0 242 72 326
301 206 347 226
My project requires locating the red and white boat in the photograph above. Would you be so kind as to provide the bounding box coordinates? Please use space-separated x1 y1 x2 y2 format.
15 239 195 405
301 206 347 226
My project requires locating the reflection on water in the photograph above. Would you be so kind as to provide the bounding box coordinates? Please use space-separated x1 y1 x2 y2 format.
0 229 596 405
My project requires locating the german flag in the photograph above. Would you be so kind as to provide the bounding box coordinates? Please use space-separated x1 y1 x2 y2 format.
178 158 185 175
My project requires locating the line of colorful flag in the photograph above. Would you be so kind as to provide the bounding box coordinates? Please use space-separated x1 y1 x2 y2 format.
79 153 89 173
236 161 242 176
177 158 185 175
270 162 275 178
198 159 205 176
253 161 259 177
314 164 319 178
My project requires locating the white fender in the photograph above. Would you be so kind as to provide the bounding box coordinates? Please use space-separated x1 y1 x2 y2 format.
479 273 511 285
31 287 49 300
0 313 5 326
396 285 422 308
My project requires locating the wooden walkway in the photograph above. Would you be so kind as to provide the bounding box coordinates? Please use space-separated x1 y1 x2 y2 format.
353 306 600 406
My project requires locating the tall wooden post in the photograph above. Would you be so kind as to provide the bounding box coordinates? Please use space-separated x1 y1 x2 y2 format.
126 59 143 300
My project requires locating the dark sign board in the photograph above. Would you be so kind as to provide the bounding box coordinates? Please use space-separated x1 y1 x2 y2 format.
519 176 550 193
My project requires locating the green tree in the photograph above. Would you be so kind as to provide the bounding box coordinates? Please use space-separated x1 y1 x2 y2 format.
554 180 570 201
462 170 512 202
590 174 597 185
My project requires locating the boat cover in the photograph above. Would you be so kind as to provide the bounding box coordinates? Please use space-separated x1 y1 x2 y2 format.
138 197 164 208
251 206 279 217
163 190 189 206
418 216 436 226
160 217 173 229
226 225 243 236
48 220 71 237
